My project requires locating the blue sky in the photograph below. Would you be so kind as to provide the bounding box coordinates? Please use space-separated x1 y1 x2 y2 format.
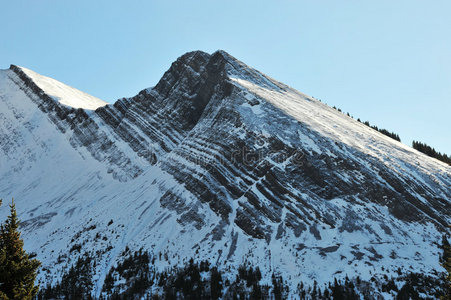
1 1 450 154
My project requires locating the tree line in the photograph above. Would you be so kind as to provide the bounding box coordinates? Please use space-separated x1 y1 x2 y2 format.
1 199 450 299
412 141 451 165
332 105 451 164
38 244 451 299
332 106 401 142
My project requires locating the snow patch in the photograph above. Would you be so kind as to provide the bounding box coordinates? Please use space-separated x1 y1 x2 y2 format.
18 66 107 110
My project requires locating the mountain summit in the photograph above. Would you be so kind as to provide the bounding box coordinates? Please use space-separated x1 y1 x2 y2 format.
11 65 107 110
0 51 449 298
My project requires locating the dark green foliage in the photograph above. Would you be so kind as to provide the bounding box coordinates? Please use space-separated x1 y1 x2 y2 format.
412 140 451 165
103 272 115 294
38 254 94 299
69 243 82 253
440 235 451 299
396 273 422 300
37 244 449 299
381 277 398 293
395 272 446 300
332 106 402 142
363 120 401 141
250 283 262 299
170 258 202 299
375 127 401 142
102 249 153 299
272 273 284 300
228 264 269 299
330 278 359 300
210 267 222 300
0 199 41 300
237 264 262 287
98 253 282 299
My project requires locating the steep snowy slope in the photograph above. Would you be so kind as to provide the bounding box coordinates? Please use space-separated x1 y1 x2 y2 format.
18 66 107 110
0 51 449 297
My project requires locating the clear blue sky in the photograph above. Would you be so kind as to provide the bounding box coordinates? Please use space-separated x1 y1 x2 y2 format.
1 1 450 154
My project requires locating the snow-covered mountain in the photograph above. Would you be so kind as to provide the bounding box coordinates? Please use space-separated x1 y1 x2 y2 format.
0 50 449 298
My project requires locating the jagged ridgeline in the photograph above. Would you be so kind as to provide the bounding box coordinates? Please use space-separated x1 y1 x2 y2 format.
0 50 449 299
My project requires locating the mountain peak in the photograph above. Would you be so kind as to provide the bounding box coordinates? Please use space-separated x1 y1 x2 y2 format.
9 64 107 110
0 51 449 298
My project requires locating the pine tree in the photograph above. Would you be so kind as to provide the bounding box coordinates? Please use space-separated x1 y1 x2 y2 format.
210 267 222 300
412 141 451 165
0 199 41 299
441 234 451 299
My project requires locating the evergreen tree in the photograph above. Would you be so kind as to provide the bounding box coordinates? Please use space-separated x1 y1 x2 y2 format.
272 273 283 300
332 278 345 300
210 267 222 300
413 140 451 165
0 199 41 299
441 234 451 299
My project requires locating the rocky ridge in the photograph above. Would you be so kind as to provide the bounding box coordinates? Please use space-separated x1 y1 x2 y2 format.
0 50 449 297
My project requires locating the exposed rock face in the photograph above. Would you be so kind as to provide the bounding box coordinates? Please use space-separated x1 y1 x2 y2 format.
9 65 142 181
0 50 449 294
